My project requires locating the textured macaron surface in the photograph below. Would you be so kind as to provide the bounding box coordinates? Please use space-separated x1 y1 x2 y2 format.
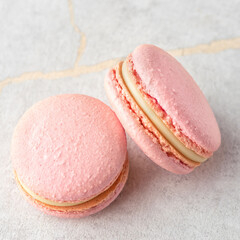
131 44 221 153
105 65 194 174
12 94 127 203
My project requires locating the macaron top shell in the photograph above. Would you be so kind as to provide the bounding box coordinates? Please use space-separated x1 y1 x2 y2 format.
130 44 221 153
12 94 127 203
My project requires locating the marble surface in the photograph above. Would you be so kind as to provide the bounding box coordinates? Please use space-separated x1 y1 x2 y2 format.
0 0 240 239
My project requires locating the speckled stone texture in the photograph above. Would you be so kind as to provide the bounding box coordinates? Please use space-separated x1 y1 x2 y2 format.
0 0 240 239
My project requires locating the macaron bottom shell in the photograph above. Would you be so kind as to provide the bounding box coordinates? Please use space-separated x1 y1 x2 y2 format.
15 158 129 218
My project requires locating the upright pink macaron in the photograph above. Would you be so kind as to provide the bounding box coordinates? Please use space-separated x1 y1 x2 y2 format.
11 94 128 217
105 44 221 174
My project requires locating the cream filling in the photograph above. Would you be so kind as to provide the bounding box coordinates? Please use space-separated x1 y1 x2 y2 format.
122 61 206 163
18 176 86 206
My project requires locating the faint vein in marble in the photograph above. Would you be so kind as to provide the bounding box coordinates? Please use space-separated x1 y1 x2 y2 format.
168 37 240 56
0 58 123 92
68 0 86 68
0 36 239 94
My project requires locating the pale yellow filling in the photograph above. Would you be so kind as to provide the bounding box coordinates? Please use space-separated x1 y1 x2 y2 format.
18 177 86 206
122 61 206 163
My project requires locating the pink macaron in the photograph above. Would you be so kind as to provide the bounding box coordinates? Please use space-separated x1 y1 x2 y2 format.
11 94 128 217
105 44 221 174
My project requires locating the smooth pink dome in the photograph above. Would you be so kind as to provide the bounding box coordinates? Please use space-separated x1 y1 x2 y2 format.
12 94 127 203
132 44 221 152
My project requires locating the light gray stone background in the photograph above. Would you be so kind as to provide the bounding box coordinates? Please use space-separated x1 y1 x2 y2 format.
0 0 240 239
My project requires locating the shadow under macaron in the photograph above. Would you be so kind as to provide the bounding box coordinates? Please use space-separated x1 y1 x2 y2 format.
104 111 231 214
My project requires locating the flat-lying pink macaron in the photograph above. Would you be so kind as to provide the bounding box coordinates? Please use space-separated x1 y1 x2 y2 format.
105 44 221 174
11 94 128 217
